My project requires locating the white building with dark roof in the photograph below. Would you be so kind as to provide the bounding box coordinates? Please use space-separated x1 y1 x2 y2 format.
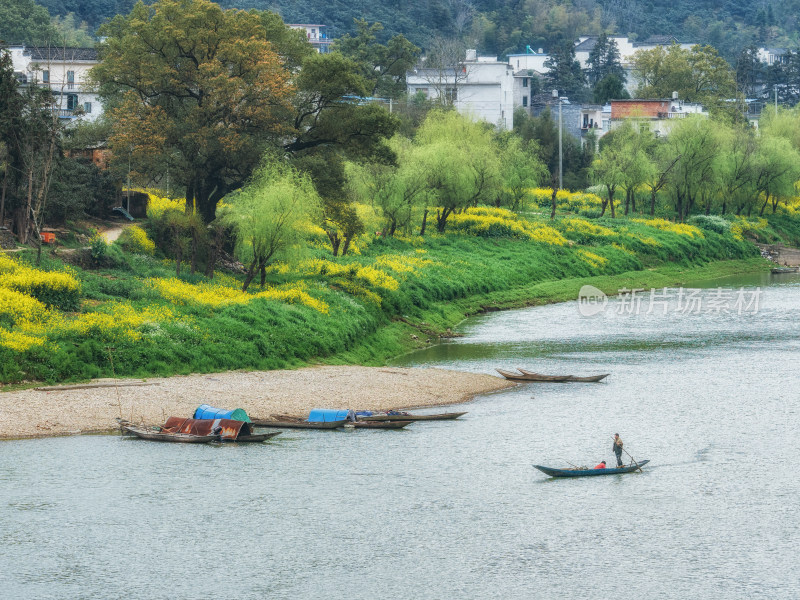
8 45 102 122
407 50 515 130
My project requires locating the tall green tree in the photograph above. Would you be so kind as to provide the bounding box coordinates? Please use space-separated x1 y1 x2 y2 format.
544 40 587 100
586 33 625 86
334 19 420 99
633 44 738 117
414 110 501 232
664 115 722 221
218 158 321 292
0 0 58 44
93 0 296 222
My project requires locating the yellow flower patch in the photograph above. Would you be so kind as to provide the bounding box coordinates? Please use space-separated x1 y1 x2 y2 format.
0 288 50 326
119 225 156 255
146 277 328 313
730 217 767 241
55 303 178 342
0 328 46 352
560 218 616 238
577 250 608 269
631 218 704 239
448 208 567 245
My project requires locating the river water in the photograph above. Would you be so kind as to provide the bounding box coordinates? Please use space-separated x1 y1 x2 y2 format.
2 272 799 599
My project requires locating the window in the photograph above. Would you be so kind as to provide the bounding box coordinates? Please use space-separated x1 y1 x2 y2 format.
67 70 75 90
83 102 92 114
42 70 49 83
66 94 78 110
522 96 528 107
522 77 528 88
445 88 457 103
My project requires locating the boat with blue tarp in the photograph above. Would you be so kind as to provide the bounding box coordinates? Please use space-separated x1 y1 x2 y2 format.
194 404 252 423
533 460 650 477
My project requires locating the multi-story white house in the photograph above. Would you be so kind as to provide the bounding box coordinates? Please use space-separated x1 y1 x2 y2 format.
287 24 333 53
8 45 102 122
406 50 515 130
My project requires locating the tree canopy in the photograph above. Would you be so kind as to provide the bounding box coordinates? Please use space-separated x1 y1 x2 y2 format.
93 0 296 222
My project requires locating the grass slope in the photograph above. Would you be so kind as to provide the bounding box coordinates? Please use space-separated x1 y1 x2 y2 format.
0 212 773 384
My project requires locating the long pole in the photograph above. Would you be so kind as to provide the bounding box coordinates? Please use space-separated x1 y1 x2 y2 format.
775 87 778 114
613 436 643 473
558 98 563 190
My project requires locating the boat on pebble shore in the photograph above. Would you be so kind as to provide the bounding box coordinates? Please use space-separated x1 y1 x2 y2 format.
496 368 609 382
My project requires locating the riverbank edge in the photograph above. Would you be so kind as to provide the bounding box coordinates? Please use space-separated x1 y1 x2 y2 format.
327 257 773 366
0 366 516 440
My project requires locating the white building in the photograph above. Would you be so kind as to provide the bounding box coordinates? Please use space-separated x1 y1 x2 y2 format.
8 45 102 122
507 46 550 73
407 50 515 130
288 24 332 53
757 47 787 66
512 36 697 95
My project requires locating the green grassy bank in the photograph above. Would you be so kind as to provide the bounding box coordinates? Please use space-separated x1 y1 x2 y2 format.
0 210 776 384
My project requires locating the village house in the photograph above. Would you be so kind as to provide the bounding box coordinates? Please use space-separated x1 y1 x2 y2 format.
7 45 102 122
406 50 515 130
287 24 332 53
608 95 707 136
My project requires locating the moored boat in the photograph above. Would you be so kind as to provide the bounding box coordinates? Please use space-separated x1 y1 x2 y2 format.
121 425 218 443
516 368 609 382
232 431 282 442
533 460 650 477
496 368 572 382
348 420 412 429
356 411 467 421
251 417 348 430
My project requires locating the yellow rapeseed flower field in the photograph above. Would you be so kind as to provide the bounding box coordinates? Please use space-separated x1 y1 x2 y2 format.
631 218 704 239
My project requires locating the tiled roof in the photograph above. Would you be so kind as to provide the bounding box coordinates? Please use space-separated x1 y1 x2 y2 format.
26 47 98 62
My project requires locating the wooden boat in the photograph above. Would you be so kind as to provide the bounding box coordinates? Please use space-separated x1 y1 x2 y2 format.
251 417 348 430
564 374 609 383
771 267 799 274
517 369 609 383
533 460 650 478
122 425 217 443
347 420 412 429
496 368 572 382
357 411 467 421
228 431 282 442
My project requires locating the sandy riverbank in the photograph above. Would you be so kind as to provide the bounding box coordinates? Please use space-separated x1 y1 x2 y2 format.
0 366 515 439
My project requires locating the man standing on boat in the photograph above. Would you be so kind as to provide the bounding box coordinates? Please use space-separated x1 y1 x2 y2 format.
612 433 624 467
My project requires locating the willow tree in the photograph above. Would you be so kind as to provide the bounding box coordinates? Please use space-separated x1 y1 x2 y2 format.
346 136 428 237
414 111 501 233
93 0 296 222
218 159 321 292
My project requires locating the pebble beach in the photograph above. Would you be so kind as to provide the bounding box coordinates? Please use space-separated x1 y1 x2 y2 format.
0 366 515 439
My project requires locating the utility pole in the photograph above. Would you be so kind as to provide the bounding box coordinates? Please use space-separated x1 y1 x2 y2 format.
553 89 563 190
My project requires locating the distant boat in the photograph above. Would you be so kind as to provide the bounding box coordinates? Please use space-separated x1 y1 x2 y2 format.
518 369 609 383
356 411 467 421
495 368 572 382
771 267 799 274
533 460 650 477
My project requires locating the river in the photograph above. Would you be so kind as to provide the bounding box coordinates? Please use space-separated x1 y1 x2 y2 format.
1 271 799 599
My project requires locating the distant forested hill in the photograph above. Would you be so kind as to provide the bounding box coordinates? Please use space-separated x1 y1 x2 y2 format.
23 0 800 58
